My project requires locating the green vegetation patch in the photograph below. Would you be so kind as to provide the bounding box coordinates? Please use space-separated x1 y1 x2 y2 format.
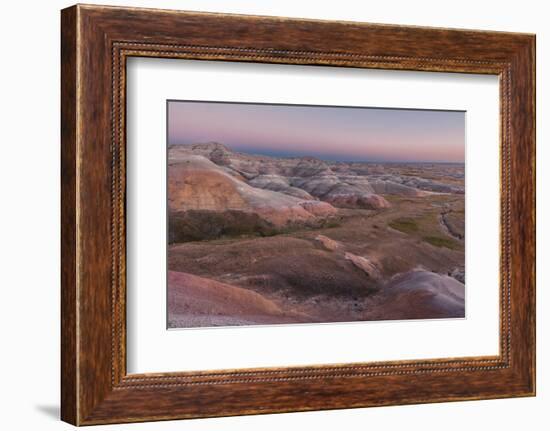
168 210 343 243
323 219 342 229
389 218 419 234
422 235 460 250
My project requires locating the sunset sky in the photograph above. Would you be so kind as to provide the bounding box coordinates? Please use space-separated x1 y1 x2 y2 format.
167 100 465 163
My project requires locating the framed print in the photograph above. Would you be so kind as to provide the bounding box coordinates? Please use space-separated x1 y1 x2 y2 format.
61 4 536 425
164 100 467 329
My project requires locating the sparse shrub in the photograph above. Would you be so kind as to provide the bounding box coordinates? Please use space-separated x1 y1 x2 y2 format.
422 235 459 250
323 219 342 229
389 218 419 234
168 210 276 243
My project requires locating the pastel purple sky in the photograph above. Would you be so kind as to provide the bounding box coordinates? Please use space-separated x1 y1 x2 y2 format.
168 101 465 163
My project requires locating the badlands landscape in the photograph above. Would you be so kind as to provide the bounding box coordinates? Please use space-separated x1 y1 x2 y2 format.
167 142 465 328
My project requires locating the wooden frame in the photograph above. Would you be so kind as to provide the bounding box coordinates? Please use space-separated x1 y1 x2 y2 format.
61 4 535 426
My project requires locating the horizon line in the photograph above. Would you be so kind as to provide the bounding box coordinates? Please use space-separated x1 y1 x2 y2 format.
169 142 465 164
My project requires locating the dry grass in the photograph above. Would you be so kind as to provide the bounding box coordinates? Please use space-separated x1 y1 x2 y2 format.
422 235 460 250
389 218 419 234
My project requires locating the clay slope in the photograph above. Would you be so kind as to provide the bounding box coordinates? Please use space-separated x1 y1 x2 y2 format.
170 143 391 209
167 271 308 327
369 270 465 320
168 154 337 242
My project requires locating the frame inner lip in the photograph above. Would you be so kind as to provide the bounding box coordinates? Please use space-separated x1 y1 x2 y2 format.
114 44 512 384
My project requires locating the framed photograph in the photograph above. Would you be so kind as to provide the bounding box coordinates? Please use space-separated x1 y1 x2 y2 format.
61 4 536 425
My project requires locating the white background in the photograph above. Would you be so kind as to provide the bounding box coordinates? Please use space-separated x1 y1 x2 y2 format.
0 0 547 430
127 59 500 373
